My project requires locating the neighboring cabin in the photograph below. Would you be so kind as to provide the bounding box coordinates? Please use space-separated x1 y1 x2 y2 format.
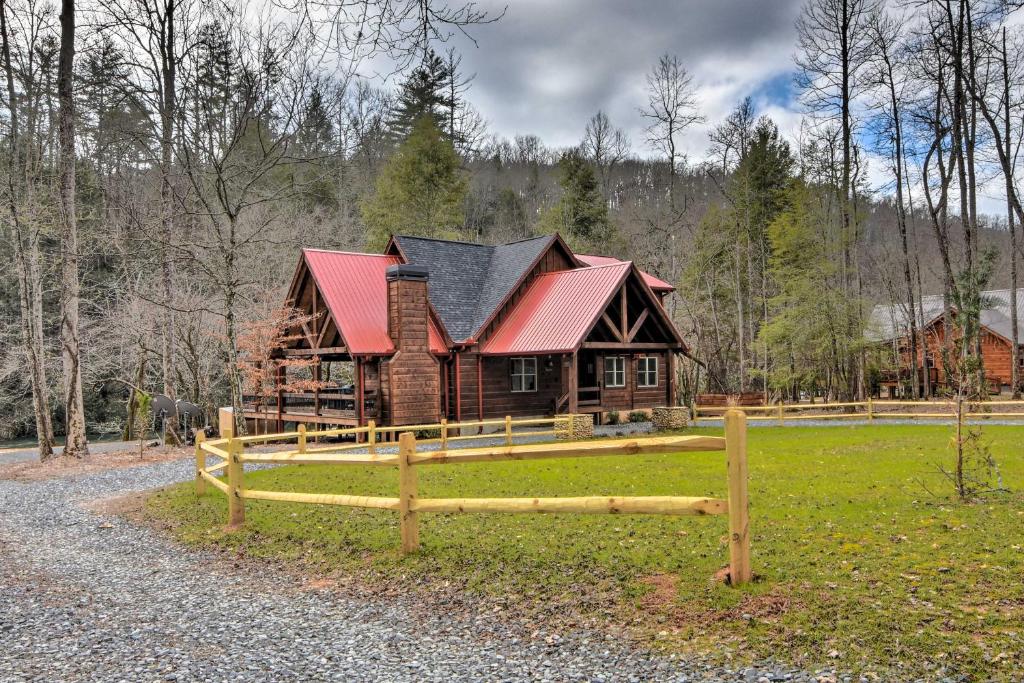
244 233 687 430
868 290 1024 395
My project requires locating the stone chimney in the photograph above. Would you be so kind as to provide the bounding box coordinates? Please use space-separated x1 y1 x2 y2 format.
385 264 440 425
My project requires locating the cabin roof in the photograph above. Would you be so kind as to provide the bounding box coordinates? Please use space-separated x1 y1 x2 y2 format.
867 289 1024 344
575 254 675 292
301 249 447 355
388 234 554 342
295 233 685 357
480 263 632 355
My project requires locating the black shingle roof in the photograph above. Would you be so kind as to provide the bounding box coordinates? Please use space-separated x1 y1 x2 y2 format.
391 235 555 342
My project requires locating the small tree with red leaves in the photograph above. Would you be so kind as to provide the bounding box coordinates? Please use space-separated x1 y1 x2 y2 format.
236 306 334 424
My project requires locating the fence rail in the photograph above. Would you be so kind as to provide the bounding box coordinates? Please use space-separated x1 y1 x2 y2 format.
194 412 752 585
693 398 1024 424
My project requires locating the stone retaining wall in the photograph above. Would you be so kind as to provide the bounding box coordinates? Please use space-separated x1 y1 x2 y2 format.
651 406 690 430
556 414 594 440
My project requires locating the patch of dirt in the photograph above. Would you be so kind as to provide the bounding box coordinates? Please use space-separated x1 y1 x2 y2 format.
82 491 150 522
0 446 191 482
635 570 797 629
638 573 680 610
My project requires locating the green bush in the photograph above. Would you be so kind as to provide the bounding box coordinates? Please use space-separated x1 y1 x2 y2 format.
628 410 647 423
606 410 620 425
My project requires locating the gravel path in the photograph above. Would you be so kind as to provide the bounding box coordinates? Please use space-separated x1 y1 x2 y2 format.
0 440 145 465
1 450 860 682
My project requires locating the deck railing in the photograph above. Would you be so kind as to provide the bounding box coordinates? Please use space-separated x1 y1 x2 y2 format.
194 412 752 585
693 398 1024 424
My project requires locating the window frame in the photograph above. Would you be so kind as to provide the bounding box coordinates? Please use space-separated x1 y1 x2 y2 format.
510 357 538 393
603 356 626 388
636 356 659 388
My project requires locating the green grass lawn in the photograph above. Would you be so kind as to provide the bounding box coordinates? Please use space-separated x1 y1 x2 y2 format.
145 425 1024 680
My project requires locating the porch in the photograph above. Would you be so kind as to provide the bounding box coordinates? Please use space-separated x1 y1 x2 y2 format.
242 352 383 433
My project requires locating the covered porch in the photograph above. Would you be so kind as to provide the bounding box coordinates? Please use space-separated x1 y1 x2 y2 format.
242 348 384 433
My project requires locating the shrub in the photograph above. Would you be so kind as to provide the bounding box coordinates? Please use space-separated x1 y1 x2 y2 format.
628 410 647 423
606 410 620 425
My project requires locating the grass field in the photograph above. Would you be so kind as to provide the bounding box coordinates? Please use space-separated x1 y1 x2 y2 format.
145 424 1024 680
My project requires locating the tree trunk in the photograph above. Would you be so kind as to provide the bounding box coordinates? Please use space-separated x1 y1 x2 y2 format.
160 0 179 431
1 0 54 459
57 0 88 459
1004 28 1020 399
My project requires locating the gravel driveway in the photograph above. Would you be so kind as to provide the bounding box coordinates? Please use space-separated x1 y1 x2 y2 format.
1 455 852 682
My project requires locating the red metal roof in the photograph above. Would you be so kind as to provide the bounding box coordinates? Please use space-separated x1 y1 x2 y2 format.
481 263 631 355
302 249 447 355
576 254 674 291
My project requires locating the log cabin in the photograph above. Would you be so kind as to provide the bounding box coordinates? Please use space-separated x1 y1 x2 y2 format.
868 289 1024 395
244 233 687 430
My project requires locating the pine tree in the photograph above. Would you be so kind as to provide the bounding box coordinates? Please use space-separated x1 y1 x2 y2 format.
387 50 451 144
540 147 620 251
361 115 468 250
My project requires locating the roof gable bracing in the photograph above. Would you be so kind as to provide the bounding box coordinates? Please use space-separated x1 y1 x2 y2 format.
294 249 448 355
480 262 685 355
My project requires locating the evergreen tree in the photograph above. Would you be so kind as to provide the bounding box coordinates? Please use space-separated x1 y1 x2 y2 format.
732 117 793 244
758 180 862 399
361 115 468 250
386 50 451 144
540 147 620 251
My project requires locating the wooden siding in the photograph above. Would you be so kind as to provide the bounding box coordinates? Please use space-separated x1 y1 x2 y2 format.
478 355 565 418
901 320 1018 386
596 352 668 411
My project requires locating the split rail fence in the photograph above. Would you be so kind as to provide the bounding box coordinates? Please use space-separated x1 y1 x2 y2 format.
693 398 1024 425
194 412 752 585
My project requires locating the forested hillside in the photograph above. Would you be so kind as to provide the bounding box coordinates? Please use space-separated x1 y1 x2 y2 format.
1 0 1022 452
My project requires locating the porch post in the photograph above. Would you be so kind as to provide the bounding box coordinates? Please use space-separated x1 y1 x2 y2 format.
667 351 677 406
568 352 579 414
454 353 463 422
477 354 484 431
356 356 365 442
276 364 284 432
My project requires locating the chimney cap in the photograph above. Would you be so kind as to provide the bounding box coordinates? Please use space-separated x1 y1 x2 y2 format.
386 264 429 282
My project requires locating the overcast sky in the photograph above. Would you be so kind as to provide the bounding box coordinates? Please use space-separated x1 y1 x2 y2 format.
434 0 807 159
395 0 1022 216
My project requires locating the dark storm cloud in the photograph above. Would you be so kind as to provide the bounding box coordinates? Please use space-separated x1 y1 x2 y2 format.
446 0 806 155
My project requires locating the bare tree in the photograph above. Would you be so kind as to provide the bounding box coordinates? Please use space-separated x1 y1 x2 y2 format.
581 109 629 196
640 53 703 210
93 0 202 438
56 0 87 457
0 0 54 458
867 9 921 398
707 96 756 174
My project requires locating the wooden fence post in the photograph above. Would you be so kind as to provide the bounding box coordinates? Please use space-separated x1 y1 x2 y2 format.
867 397 874 422
367 420 376 454
297 424 307 453
777 403 784 426
505 415 513 446
194 432 207 496
398 432 419 554
724 410 751 585
440 418 448 450
226 437 245 528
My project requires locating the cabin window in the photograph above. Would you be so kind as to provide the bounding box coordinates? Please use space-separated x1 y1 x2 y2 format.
636 356 658 388
510 357 537 392
604 356 626 387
